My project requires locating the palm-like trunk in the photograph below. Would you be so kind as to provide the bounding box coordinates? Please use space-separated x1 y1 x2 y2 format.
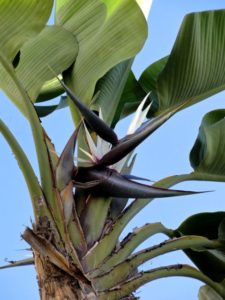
34 253 137 300
35 253 84 300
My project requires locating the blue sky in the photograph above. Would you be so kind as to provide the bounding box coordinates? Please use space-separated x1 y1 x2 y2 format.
0 1 225 299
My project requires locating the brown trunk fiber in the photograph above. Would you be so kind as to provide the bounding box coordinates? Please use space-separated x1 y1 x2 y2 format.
34 252 85 300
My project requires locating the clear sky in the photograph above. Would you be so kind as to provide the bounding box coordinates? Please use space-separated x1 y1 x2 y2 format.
0 1 225 299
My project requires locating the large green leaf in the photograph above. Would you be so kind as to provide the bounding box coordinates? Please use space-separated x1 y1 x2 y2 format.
111 70 147 127
139 57 168 93
139 56 168 115
0 0 53 60
55 0 106 41
176 212 225 282
154 10 225 114
92 60 133 126
55 0 107 122
177 212 225 239
199 285 224 300
16 25 78 102
34 96 68 118
59 0 147 108
36 77 64 102
190 110 225 181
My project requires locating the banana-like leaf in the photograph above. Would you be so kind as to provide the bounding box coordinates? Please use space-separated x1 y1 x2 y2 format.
111 71 147 127
97 265 225 300
37 77 64 102
93 60 133 126
56 127 80 191
177 212 225 239
58 80 118 145
199 285 224 300
155 10 225 113
190 110 225 182
55 0 106 122
15 26 78 103
0 258 34 270
75 167 199 199
176 212 225 282
0 0 53 61
98 107 179 167
0 119 43 215
58 0 147 106
90 222 172 278
139 56 168 115
92 236 222 290
35 96 68 118
55 0 106 40
139 57 168 93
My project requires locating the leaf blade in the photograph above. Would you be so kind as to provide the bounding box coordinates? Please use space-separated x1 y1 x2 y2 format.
155 10 225 113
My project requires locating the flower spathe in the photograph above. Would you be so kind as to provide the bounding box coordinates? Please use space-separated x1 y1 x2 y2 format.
81 97 151 171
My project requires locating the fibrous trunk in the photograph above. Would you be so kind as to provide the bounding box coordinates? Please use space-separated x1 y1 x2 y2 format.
35 251 104 300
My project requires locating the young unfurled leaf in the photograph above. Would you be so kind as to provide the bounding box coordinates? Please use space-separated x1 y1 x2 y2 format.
75 167 200 199
58 79 118 145
56 127 80 191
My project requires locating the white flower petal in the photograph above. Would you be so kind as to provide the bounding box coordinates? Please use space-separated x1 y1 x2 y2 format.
137 102 152 127
127 92 151 134
84 125 98 155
